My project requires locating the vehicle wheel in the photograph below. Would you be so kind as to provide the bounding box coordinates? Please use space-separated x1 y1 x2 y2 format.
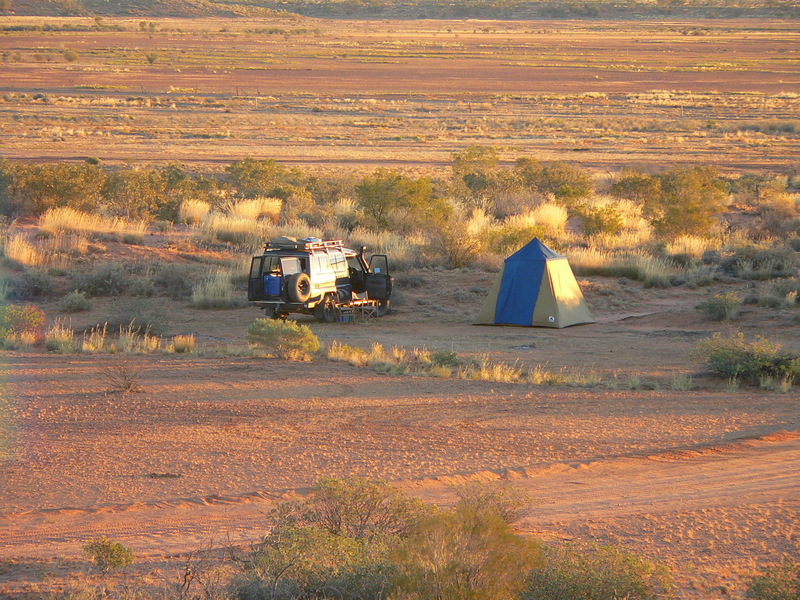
315 295 337 323
263 306 275 319
287 273 311 303
376 298 391 317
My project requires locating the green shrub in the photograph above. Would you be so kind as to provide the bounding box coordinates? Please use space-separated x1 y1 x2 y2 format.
153 263 196 300
691 331 800 383
107 298 168 336
721 246 798 280
75 262 131 296
11 268 54 299
238 477 418 600
392 503 543 600
242 523 394 600
431 349 460 368
695 291 743 321
522 541 673 600
83 537 134 574
246 318 320 360
59 290 92 313
747 560 800 600
579 204 624 237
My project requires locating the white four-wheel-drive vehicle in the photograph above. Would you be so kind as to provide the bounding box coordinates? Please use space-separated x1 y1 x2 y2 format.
247 237 393 322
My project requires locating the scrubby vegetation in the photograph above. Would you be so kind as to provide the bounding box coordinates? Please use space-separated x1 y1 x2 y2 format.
52 477 681 600
1 151 798 281
692 331 800 389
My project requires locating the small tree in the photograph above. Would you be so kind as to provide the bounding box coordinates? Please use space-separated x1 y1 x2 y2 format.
610 170 662 205
83 537 134 574
652 166 728 238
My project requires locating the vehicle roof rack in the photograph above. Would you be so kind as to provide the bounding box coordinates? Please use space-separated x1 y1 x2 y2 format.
265 237 344 251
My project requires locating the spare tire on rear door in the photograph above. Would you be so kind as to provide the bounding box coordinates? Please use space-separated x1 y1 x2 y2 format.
287 273 311 303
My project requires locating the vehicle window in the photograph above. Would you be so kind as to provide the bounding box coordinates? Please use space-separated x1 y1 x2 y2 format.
250 257 263 278
329 251 348 275
263 256 280 275
347 257 363 272
280 257 301 275
311 255 327 274
369 255 389 274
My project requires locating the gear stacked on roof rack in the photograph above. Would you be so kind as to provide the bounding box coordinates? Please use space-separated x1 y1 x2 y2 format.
265 236 345 251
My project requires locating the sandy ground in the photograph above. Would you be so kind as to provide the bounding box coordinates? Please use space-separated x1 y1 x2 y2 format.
0 268 799 597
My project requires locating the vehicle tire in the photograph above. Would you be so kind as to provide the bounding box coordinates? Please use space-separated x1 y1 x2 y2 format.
376 298 391 317
287 273 311 303
263 306 275 319
315 295 337 323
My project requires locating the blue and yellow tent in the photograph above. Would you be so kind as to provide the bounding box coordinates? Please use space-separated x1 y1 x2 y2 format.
475 238 594 328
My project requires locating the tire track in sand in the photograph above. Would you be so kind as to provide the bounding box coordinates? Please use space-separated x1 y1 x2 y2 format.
2 432 798 559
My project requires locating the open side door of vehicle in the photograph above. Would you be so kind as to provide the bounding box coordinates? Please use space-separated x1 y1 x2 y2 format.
365 254 392 300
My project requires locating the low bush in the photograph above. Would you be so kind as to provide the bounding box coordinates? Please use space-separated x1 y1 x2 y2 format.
579 203 624 237
691 331 800 383
523 541 673 600
696 291 743 320
747 559 800 600
246 318 320 360
12 268 54 299
431 349 460 368
238 477 421 600
59 290 92 313
83 537 134 574
453 482 531 525
74 262 131 296
721 246 798 280
107 299 168 337
153 263 197 300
